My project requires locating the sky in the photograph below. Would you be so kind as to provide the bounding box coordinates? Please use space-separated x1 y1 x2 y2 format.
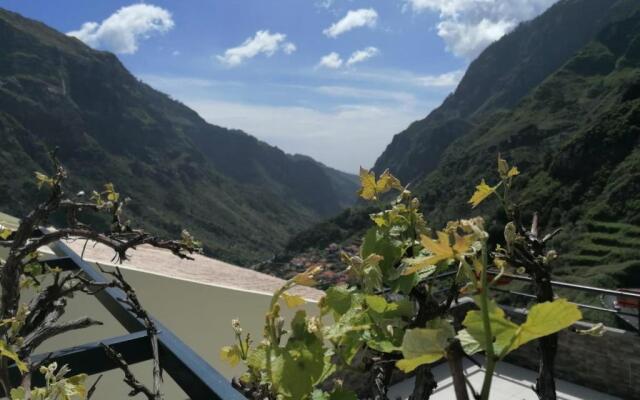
2 0 558 173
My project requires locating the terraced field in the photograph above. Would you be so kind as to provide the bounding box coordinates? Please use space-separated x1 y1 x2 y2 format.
558 220 640 289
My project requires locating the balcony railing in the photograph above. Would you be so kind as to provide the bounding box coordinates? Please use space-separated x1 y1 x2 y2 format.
429 269 640 333
7 230 245 399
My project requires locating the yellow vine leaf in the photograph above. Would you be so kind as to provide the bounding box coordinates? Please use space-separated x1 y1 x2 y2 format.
0 225 12 240
402 258 436 276
220 345 242 367
402 232 451 275
498 155 519 179
0 340 27 373
403 230 474 275
468 179 500 208
292 266 321 287
282 292 306 308
375 169 402 194
357 168 402 200
514 299 581 348
34 172 54 189
358 167 377 200
421 231 455 264
64 374 89 399
104 183 120 202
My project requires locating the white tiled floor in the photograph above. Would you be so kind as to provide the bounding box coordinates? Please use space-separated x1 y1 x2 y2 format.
388 357 620 400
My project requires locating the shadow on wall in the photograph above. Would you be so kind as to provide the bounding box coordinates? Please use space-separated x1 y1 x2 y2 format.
36 265 316 399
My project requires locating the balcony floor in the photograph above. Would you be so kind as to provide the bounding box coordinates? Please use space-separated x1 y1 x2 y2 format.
388 356 619 400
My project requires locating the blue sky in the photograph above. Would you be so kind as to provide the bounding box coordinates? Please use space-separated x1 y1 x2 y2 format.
2 0 557 173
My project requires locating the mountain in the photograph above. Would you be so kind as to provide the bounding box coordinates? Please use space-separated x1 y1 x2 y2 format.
283 0 640 289
374 0 639 184
0 8 358 265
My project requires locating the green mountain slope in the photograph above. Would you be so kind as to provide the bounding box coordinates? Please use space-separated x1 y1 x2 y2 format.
415 8 640 286
374 0 639 184
283 0 640 288
0 8 357 265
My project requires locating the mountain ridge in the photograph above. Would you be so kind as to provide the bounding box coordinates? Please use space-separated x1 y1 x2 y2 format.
373 0 640 184
0 7 358 265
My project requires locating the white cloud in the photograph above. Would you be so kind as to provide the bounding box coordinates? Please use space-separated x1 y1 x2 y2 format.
417 69 465 88
216 30 296 67
67 4 174 54
318 52 344 69
172 50 181 56
315 0 335 9
404 0 557 58
319 47 380 70
437 18 515 58
283 42 297 54
346 46 380 66
323 8 378 38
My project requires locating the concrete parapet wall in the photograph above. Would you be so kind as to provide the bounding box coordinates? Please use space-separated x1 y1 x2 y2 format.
504 307 640 400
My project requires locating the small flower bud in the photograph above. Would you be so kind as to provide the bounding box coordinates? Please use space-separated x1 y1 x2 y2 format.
232 319 242 335
307 316 320 333
546 250 558 261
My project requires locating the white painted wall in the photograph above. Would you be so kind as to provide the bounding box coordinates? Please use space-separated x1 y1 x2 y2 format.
36 265 316 399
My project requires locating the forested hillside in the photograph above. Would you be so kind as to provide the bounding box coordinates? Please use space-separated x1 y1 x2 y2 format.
0 8 358 265
283 0 640 288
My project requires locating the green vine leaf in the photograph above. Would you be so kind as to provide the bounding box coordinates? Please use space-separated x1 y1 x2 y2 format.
312 388 358 400
361 228 404 280
462 299 519 356
396 321 454 373
279 339 326 399
457 329 482 356
320 286 352 317
463 298 581 357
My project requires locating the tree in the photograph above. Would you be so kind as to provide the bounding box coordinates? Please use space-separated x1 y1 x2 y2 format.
0 151 201 399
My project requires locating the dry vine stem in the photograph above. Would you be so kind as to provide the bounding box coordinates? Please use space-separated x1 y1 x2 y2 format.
500 211 562 400
100 265 163 400
0 150 200 397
